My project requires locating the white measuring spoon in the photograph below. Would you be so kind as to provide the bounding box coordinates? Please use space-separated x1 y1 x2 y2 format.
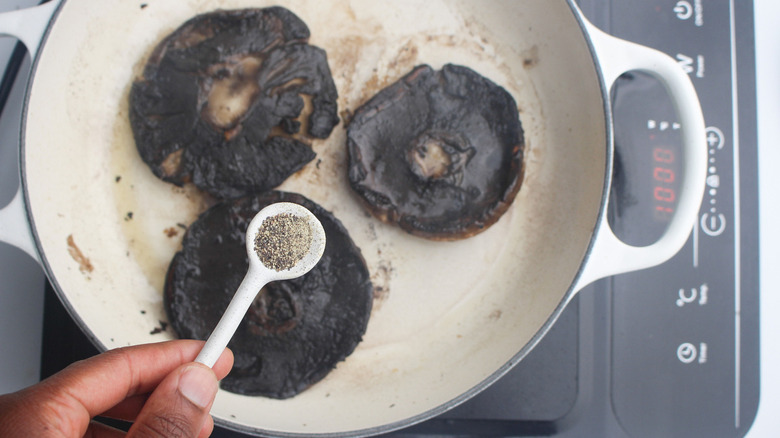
195 202 326 367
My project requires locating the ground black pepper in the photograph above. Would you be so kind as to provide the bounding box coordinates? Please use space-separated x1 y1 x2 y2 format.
254 213 312 271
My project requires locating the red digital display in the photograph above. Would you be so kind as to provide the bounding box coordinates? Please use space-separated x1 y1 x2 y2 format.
653 147 676 221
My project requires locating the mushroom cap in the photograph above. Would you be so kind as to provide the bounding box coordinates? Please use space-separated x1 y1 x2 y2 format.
347 64 524 240
130 8 339 199
164 191 373 398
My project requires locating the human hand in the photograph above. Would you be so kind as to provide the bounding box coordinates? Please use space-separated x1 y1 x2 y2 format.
0 340 234 437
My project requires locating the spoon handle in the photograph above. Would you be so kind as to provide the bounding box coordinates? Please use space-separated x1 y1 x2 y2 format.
195 266 266 367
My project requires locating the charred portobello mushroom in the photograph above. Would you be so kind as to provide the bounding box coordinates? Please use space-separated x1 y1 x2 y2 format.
347 64 524 240
164 191 373 399
130 7 339 199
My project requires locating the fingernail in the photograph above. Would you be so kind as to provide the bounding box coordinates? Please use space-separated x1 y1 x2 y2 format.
178 365 218 409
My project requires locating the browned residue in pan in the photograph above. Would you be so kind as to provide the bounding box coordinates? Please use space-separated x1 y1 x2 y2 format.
521 45 540 69
66 234 94 274
371 261 393 309
386 40 419 72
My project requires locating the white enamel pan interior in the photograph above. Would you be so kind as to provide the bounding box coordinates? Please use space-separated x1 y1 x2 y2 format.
0 0 705 436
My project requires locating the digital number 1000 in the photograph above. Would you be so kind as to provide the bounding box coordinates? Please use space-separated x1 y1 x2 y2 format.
653 147 676 221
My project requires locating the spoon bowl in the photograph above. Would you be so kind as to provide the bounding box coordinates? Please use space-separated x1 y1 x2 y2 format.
195 202 326 367
245 201 326 281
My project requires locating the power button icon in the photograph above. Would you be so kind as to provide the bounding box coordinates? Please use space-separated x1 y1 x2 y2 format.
674 1 693 20
701 213 727 237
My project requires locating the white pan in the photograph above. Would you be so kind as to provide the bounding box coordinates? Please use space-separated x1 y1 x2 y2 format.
0 0 706 436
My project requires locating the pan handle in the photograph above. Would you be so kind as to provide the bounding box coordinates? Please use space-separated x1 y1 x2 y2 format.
0 189 39 261
572 21 707 292
0 0 60 56
0 0 62 264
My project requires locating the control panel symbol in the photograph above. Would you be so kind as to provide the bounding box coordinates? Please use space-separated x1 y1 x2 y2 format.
677 53 695 74
676 53 705 78
705 126 725 150
701 212 727 236
676 283 708 307
677 342 708 364
674 1 693 20
673 0 704 26
677 343 697 363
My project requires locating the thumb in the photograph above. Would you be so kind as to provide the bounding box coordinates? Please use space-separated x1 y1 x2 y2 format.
127 363 219 438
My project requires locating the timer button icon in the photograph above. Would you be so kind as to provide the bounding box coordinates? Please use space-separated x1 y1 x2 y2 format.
677 342 697 364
